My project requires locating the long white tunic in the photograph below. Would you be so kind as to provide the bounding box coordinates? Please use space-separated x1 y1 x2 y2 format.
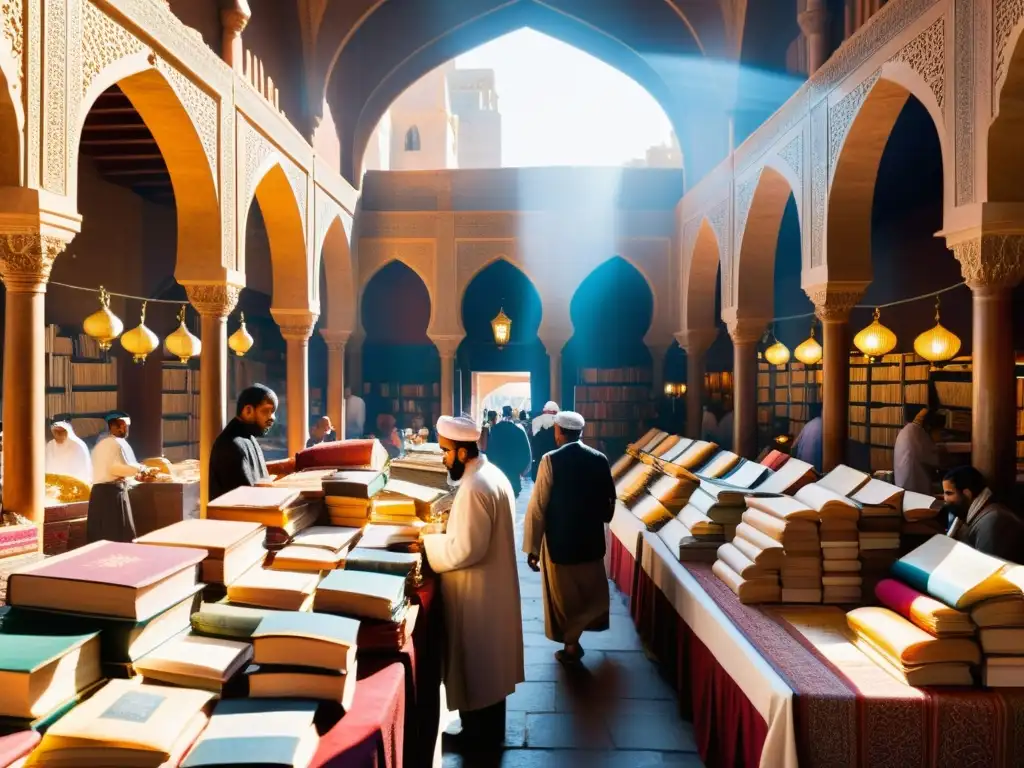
45 427 92 483
91 435 142 484
422 455 525 712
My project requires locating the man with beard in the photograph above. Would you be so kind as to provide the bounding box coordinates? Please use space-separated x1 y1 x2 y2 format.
208 384 278 500
421 415 524 751
943 465 1024 562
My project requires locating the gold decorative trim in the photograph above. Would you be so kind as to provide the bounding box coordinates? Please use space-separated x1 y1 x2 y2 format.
185 283 242 317
0 233 66 290
951 235 1024 289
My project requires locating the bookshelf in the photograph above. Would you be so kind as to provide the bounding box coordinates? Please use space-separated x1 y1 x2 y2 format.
362 380 441 432
704 371 733 412
757 361 822 450
44 324 119 444
574 366 655 456
160 361 200 462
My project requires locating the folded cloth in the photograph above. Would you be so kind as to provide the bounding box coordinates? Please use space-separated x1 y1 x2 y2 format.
874 578 975 637
846 606 981 667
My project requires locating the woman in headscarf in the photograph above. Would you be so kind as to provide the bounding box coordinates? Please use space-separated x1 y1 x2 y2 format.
45 421 92 484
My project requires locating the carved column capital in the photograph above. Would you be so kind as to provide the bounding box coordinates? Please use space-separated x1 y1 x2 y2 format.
272 309 319 341
674 328 719 357
951 235 1024 291
805 282 867 322
220 0 252 34
184 283 242 318
0 234 67 292
429 334 464 359
726 317 768 345
319 328 351 351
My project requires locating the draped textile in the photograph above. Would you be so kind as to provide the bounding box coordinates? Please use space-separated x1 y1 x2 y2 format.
45 423 92 483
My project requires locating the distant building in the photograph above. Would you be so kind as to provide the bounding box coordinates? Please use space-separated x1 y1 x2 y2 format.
625 132 683 169
364 62 502 172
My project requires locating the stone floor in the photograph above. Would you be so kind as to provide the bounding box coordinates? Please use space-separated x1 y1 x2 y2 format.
439 480 704 768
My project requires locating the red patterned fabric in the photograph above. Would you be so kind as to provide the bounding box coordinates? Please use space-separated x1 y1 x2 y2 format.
607 533 637 599
311 663 406 768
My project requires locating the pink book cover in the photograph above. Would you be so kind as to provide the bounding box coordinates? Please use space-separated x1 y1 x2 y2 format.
9 540 206 590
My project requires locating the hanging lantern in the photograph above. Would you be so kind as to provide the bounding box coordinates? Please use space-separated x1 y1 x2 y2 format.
83 286 123 352
677 383 687 396
764 339 791 367
664 382 676 397
121 301 159 364
794 324 823 365
854 307 898 362
490 306 511 349
228 312 254 357
913 298 961 364
164 305 202 363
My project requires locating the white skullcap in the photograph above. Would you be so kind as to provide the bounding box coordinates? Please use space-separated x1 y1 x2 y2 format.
436 415 482 442
543 401 559 413
555 411 585 430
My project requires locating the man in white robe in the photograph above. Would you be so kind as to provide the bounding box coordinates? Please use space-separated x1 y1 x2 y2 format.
45 421 92 483
88 412 153 543
894 407 942 494
422 415 524 750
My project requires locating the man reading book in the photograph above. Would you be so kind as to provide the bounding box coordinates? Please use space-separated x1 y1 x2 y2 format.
209 385 277 501
944 465 1024 562
421 415 524 751
524 411 616 664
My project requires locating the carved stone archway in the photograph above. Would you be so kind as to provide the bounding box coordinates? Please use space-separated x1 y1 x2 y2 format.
681 217 721 332
989 15 1024 202
0 45 22 187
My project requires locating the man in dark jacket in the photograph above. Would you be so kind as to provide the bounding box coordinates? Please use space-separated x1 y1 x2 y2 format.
943 465 1024 563
209 384 277 501
486 405 532 497
523 411 616 664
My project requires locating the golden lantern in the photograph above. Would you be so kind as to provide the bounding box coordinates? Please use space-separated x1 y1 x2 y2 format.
228 312 254 357
83 286 123 352
677 383 687 396
164 305 202 363
854 307 898 361
913 298 961 364
121 301 159 364
491 306 511 349
664 382 676 397
794 324 823 365
764 339 791 367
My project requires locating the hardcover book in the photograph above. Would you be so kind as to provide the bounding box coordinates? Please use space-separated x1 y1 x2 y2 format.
0 630 101 719
252 611 359 673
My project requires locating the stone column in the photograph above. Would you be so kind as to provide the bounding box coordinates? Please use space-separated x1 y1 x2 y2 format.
320 329 349 439
677 329 718 439
220 0 251 73
273 310 318 458
727 319 766 459
542 337 569 409
346 330 364 397
952 235 1024 493
185 283 241 513
808 285 865 472
0 234 67 530
429 335 463 417
798 1 829 75
647 341 672 399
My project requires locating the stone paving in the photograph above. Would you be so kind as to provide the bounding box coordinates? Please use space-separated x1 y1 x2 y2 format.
440 480 704 767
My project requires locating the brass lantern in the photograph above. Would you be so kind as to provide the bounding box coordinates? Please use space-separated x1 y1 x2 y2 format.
228 312 254 357
794 324 823 365
853 307 898 362
165 305 202 363
83 286 124 352
664 382 676 397
491 306 511 349
121 301 159 364
913 298 961 364
764 339 791 367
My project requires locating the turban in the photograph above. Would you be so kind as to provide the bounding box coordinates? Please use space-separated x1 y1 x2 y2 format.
542 401 559 414
555 411 585 430
436 415 482 442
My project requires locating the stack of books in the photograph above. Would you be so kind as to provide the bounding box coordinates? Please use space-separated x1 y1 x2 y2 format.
26 679 212 767
659 517 720 564
850 479 905 600
730 495 822 603
615 462 661 507
181 699 319 768
356 522 425 550
845 605 980 686
345 547 423 588
892 535 1024 686
379 477 453 521
134 519 266 602
369 496 420 526
646 473 698 513
315 570 410 653
793 465 870 604
206 487 317 550
610 428 666 480
751 456 817 495
323 469 388 527
268 526 361 572
226 566 321 611
388 452 450 490
247 611 359 710
132 631 252 695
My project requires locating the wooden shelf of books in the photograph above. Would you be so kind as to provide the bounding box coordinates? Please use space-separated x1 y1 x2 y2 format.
574 366 655 456
44 324 119 444
228 353 288 460
362 381 441 431
704 371 733 413
848 352 931 472
160 361 200 462
757 361 822 450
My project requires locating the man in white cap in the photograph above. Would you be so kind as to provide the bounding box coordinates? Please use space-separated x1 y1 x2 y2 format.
524 410 616 664
530 401 559 481
422 415 524 750
88 411 154 543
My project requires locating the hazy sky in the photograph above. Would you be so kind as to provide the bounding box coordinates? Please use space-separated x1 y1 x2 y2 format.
453 29 675 167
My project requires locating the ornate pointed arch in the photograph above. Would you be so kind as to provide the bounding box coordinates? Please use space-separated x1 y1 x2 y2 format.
318 214 357 332
681 217 721 333
357 240 436 327
990 14 1024 202
0 44 23 187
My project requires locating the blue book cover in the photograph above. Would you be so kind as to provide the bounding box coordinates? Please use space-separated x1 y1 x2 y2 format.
181 699 318 767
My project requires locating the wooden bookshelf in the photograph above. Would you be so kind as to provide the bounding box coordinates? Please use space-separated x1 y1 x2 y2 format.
44 324 119 444
575 366 655 456
705 371 733 412
757 361 822 450
160 361 200 462
363 380 441 432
